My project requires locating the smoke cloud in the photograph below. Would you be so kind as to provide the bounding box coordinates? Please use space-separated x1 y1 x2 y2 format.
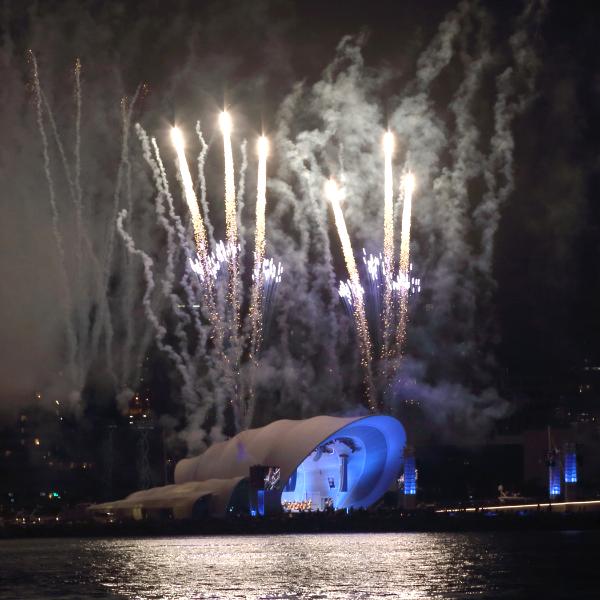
1 0 589 451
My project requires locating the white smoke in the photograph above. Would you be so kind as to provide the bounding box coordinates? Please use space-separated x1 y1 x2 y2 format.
0 0 550 450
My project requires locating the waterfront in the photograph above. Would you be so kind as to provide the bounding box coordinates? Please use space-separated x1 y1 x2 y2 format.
0 531 598 599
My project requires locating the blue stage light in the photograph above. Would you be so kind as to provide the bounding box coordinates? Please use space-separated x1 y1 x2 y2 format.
549 463 561 498
280 415 406 512
564 451 577 484
404 456 416 495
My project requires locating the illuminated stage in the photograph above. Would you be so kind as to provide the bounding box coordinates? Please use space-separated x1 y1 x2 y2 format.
279 417 406 512
91 415 407 520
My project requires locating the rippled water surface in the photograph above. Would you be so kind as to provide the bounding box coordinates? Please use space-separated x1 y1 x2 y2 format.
1 531 599 599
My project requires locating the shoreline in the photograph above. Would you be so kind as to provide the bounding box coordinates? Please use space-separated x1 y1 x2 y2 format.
3 509 600 540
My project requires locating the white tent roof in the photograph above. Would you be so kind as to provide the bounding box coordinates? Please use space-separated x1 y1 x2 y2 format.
175 415 406 510
175 415 367 485
91 415 406 519
90 477 245 518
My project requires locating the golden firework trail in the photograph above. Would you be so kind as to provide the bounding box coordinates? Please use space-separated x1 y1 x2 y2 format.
326 179 377 412
255 136 268 268
395 172 415 353
170 126 226 371
250 135 269 352
246 135 269 426
219 111 241 332
170 127 209 261
383 132 395 263
382 131 395 357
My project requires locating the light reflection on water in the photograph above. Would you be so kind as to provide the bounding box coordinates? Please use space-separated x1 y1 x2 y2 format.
0 531 598 599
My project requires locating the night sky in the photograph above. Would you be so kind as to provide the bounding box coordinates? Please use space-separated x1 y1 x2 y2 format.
0 0 599 446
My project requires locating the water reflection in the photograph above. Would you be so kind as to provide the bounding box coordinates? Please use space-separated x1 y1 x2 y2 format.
0 532 597 599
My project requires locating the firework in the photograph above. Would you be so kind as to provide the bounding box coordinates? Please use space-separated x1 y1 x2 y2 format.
255 135 269 261
339 279 356 316
219 111 241 333
244 135 270 424
188 241 236 282
383 132 395 266
170 124 241 431
363 250 385 346
340 254 420 315
258 257 283 327
395 172 415 353
382 131 395 356
170 127 209 264
170 125 224 336
249 135 269 354
326 179 377 412
31 52 83 391
219 111 236 246
169 120 283 430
